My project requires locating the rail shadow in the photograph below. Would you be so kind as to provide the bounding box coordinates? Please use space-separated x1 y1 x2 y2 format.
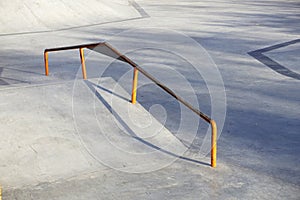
84 79 210 167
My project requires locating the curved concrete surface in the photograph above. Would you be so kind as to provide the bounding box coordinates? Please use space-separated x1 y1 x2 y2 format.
0 0 299 199
0 0 140 35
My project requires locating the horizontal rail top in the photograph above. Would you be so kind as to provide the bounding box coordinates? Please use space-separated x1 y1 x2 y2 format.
44 41 212 123
43 41 217 167
44 42 104 52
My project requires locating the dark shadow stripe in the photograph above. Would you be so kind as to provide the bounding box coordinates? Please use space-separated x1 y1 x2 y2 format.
130 0 150 18
253 39 300 53
84 80 210 167
248 39 300 80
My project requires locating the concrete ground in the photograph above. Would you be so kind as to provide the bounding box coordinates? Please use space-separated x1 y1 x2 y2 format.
0 0 299 199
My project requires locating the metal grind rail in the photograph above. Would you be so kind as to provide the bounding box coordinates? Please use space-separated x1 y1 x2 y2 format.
44 42 217 167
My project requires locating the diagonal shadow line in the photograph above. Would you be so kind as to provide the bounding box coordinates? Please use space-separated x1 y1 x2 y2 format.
1 67 43 76
0 67 42 86
0 17 145 37
0 76 30 85
84 80 210 167
253 39 300 53
130 0 150 18
7 67 43 75
0 79 9 85
88 80 130 102
248 39 300 80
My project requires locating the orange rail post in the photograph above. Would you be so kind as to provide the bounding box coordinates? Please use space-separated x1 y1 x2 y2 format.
131 67 139 104
44 51 49 76
210 120 217 167
79 48 87 80
43 42 219 168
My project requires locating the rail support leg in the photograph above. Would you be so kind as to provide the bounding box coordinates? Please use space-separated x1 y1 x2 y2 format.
79 48 87 80
44 51 49 76
131 67 139 104
211 120 217 168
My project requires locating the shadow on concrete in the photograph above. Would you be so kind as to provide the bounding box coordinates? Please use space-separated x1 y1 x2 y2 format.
84 79 210 167
248 39 300 80
0 67 33 86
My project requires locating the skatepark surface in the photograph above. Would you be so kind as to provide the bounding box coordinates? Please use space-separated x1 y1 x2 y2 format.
0 0 299 199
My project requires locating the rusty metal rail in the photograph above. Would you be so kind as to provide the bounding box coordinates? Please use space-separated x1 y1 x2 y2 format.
44 42 103 79
44 42 217 167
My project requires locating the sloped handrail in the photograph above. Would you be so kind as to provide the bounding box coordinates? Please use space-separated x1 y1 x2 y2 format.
44 42 217 167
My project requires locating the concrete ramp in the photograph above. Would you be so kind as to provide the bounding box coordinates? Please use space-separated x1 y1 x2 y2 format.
0 0 141 35
0 77 187 188
73 77 188 173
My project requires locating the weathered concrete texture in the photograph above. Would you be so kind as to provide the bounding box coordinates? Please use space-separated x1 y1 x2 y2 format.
0 77 194 187
3 161 300 200
0 0 141 35
0 0 300 199
0 81 101 188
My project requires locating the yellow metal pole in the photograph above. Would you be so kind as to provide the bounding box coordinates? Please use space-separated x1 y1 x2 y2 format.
131 67 139 104
44 51 49 76
79 48 87 80
0 185 2 200
211 120 217 167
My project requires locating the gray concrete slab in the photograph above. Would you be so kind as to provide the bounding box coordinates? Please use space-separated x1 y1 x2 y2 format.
0 77 194 187
0 0 299 199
